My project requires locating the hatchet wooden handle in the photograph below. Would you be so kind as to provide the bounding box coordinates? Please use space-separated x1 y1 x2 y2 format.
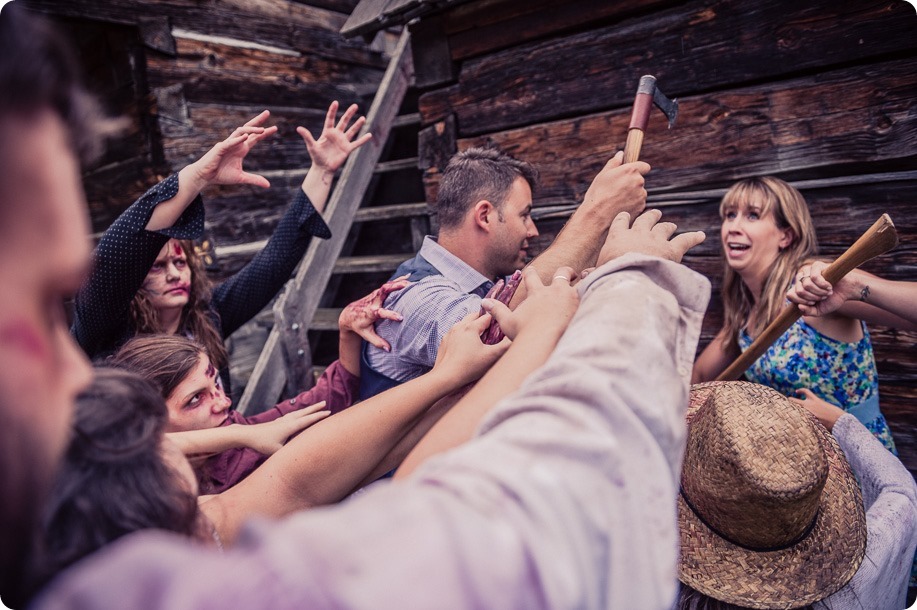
623 89 653 163
715 214 899 381
623 129 645 164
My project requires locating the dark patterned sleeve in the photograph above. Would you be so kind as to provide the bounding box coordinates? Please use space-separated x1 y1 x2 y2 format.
210 189 331 338
70 174 205 358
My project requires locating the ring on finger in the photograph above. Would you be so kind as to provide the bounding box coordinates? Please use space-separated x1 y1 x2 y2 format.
553 275 570 282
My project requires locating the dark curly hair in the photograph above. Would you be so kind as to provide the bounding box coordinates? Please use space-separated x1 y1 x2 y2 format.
29 368 205 594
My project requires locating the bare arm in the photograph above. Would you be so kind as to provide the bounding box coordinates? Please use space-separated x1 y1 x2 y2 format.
789 262 917 330
509 151 650 307
396 267 577 478
691 327 739 384
168 404 329 458
202 314 508 545
146 111 277 231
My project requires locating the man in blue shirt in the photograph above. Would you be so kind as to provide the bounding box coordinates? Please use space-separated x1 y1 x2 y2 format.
361 146 651 399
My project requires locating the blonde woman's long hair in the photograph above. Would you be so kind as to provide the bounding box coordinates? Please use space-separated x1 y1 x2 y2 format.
128 239 228 372
720 177 818 347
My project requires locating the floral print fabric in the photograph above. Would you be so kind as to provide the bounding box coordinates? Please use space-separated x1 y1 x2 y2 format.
739 318 897 454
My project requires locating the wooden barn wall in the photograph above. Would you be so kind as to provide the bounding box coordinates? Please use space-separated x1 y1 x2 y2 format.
23 0 386 261
412 0 917 470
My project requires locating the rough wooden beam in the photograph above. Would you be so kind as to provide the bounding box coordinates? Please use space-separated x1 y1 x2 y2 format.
408 14 455 88
238 30 414 413
458 58 917 201
419 0 917 135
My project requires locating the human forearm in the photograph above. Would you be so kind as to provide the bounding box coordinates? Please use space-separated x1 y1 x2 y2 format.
339 329 362 376
217 367 463 537
300 165 335 214
145 165 208 231
168 425 248 457
511 214 605 307
509 155 649 308
838 273 917 329
396 324 562 478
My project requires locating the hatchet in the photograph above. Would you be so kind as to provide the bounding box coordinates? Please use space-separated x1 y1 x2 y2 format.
715 214 899 381
623 75 678 163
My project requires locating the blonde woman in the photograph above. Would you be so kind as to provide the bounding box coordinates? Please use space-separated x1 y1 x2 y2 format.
693 176 916 453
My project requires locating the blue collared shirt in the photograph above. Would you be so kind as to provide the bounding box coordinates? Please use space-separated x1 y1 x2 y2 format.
366 236 494 383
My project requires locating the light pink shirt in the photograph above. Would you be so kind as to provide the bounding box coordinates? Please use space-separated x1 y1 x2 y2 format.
35 254 710 610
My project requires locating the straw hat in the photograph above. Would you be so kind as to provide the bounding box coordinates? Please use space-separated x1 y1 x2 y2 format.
678 381 866 609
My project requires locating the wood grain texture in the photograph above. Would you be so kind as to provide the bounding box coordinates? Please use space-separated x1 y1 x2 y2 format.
419 0 917 135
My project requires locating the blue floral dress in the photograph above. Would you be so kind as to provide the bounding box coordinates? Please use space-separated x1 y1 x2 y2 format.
739 318 897 454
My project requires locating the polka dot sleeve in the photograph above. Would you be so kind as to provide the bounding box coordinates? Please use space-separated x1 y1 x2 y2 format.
70 174 205 358
210 188 332 338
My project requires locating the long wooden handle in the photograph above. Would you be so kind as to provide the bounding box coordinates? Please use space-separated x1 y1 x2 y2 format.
715 214 899 381
623 129 645 163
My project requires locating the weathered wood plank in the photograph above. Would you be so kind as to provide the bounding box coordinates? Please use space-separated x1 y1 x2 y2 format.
333 253 407 273
146 36 381 110
454 58 917 200
24 0 386 65
419 0 917 134
354 202 429 222
238 30 414 414
444 0 677 61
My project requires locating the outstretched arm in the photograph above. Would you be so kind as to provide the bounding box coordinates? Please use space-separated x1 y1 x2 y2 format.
395 266 577 478
202 313 508 544
209 102 373 337
788 262 917 330
168 403 330 459
147 111 278 231
509 151 650 307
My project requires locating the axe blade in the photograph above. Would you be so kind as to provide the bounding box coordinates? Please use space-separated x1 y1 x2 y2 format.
652 87 678 129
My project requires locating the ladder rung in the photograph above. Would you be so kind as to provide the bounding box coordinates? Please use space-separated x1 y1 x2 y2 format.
393 112 421 128
354 202 430 222
311 308 343 331
374 157 418 173
333 253 406 274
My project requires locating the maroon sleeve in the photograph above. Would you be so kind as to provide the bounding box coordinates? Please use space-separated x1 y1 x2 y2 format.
243 359 360 424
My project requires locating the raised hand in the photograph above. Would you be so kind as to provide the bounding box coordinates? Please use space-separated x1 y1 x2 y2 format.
596 209 705 266
186 110 278 190
297 101 373 174
338 275 410 352
581 151 651 224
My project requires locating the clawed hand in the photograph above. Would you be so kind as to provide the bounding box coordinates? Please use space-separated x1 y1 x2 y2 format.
339 275 410 351
297 101 373 174
188 110 279 190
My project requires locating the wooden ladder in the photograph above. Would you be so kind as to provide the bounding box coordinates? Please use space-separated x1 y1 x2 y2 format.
237 30 425 414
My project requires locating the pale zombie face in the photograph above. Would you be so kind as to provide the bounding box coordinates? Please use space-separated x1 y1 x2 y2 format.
0 111 94 528
486 176 539 278
164 353 232 432
720 198 793 281
142 239 192 313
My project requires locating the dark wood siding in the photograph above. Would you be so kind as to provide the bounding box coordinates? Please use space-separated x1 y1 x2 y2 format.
410 0 917 472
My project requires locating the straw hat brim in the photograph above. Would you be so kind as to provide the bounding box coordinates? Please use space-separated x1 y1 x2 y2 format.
678 382 867 609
